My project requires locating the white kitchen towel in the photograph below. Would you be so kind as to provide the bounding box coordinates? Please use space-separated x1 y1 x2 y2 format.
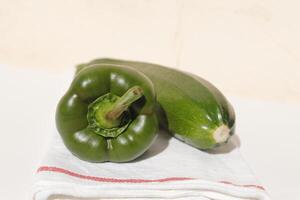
33 129 270 200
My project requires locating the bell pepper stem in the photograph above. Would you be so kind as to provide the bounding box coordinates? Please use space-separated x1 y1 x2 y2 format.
106 86 143 120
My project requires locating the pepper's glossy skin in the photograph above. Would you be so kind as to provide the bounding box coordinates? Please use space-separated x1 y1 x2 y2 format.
77 58 235 150
56 65 158 162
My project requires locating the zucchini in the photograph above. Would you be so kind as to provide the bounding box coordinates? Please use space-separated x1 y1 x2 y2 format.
76 58 235 150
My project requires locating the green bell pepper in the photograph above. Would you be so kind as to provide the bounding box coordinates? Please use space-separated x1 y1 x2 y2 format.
56 64 158 162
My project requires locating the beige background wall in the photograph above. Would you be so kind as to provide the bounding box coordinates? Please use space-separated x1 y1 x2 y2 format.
1 0 299 103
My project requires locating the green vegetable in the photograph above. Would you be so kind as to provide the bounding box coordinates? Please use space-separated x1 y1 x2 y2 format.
77 58 235 150
56 65 158 162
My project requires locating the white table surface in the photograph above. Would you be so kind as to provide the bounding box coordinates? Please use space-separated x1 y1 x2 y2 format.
0 66 299 199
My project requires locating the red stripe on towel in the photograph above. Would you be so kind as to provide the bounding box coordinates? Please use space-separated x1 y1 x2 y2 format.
37 166 265 190
219 181 265 190
37 166 193 183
